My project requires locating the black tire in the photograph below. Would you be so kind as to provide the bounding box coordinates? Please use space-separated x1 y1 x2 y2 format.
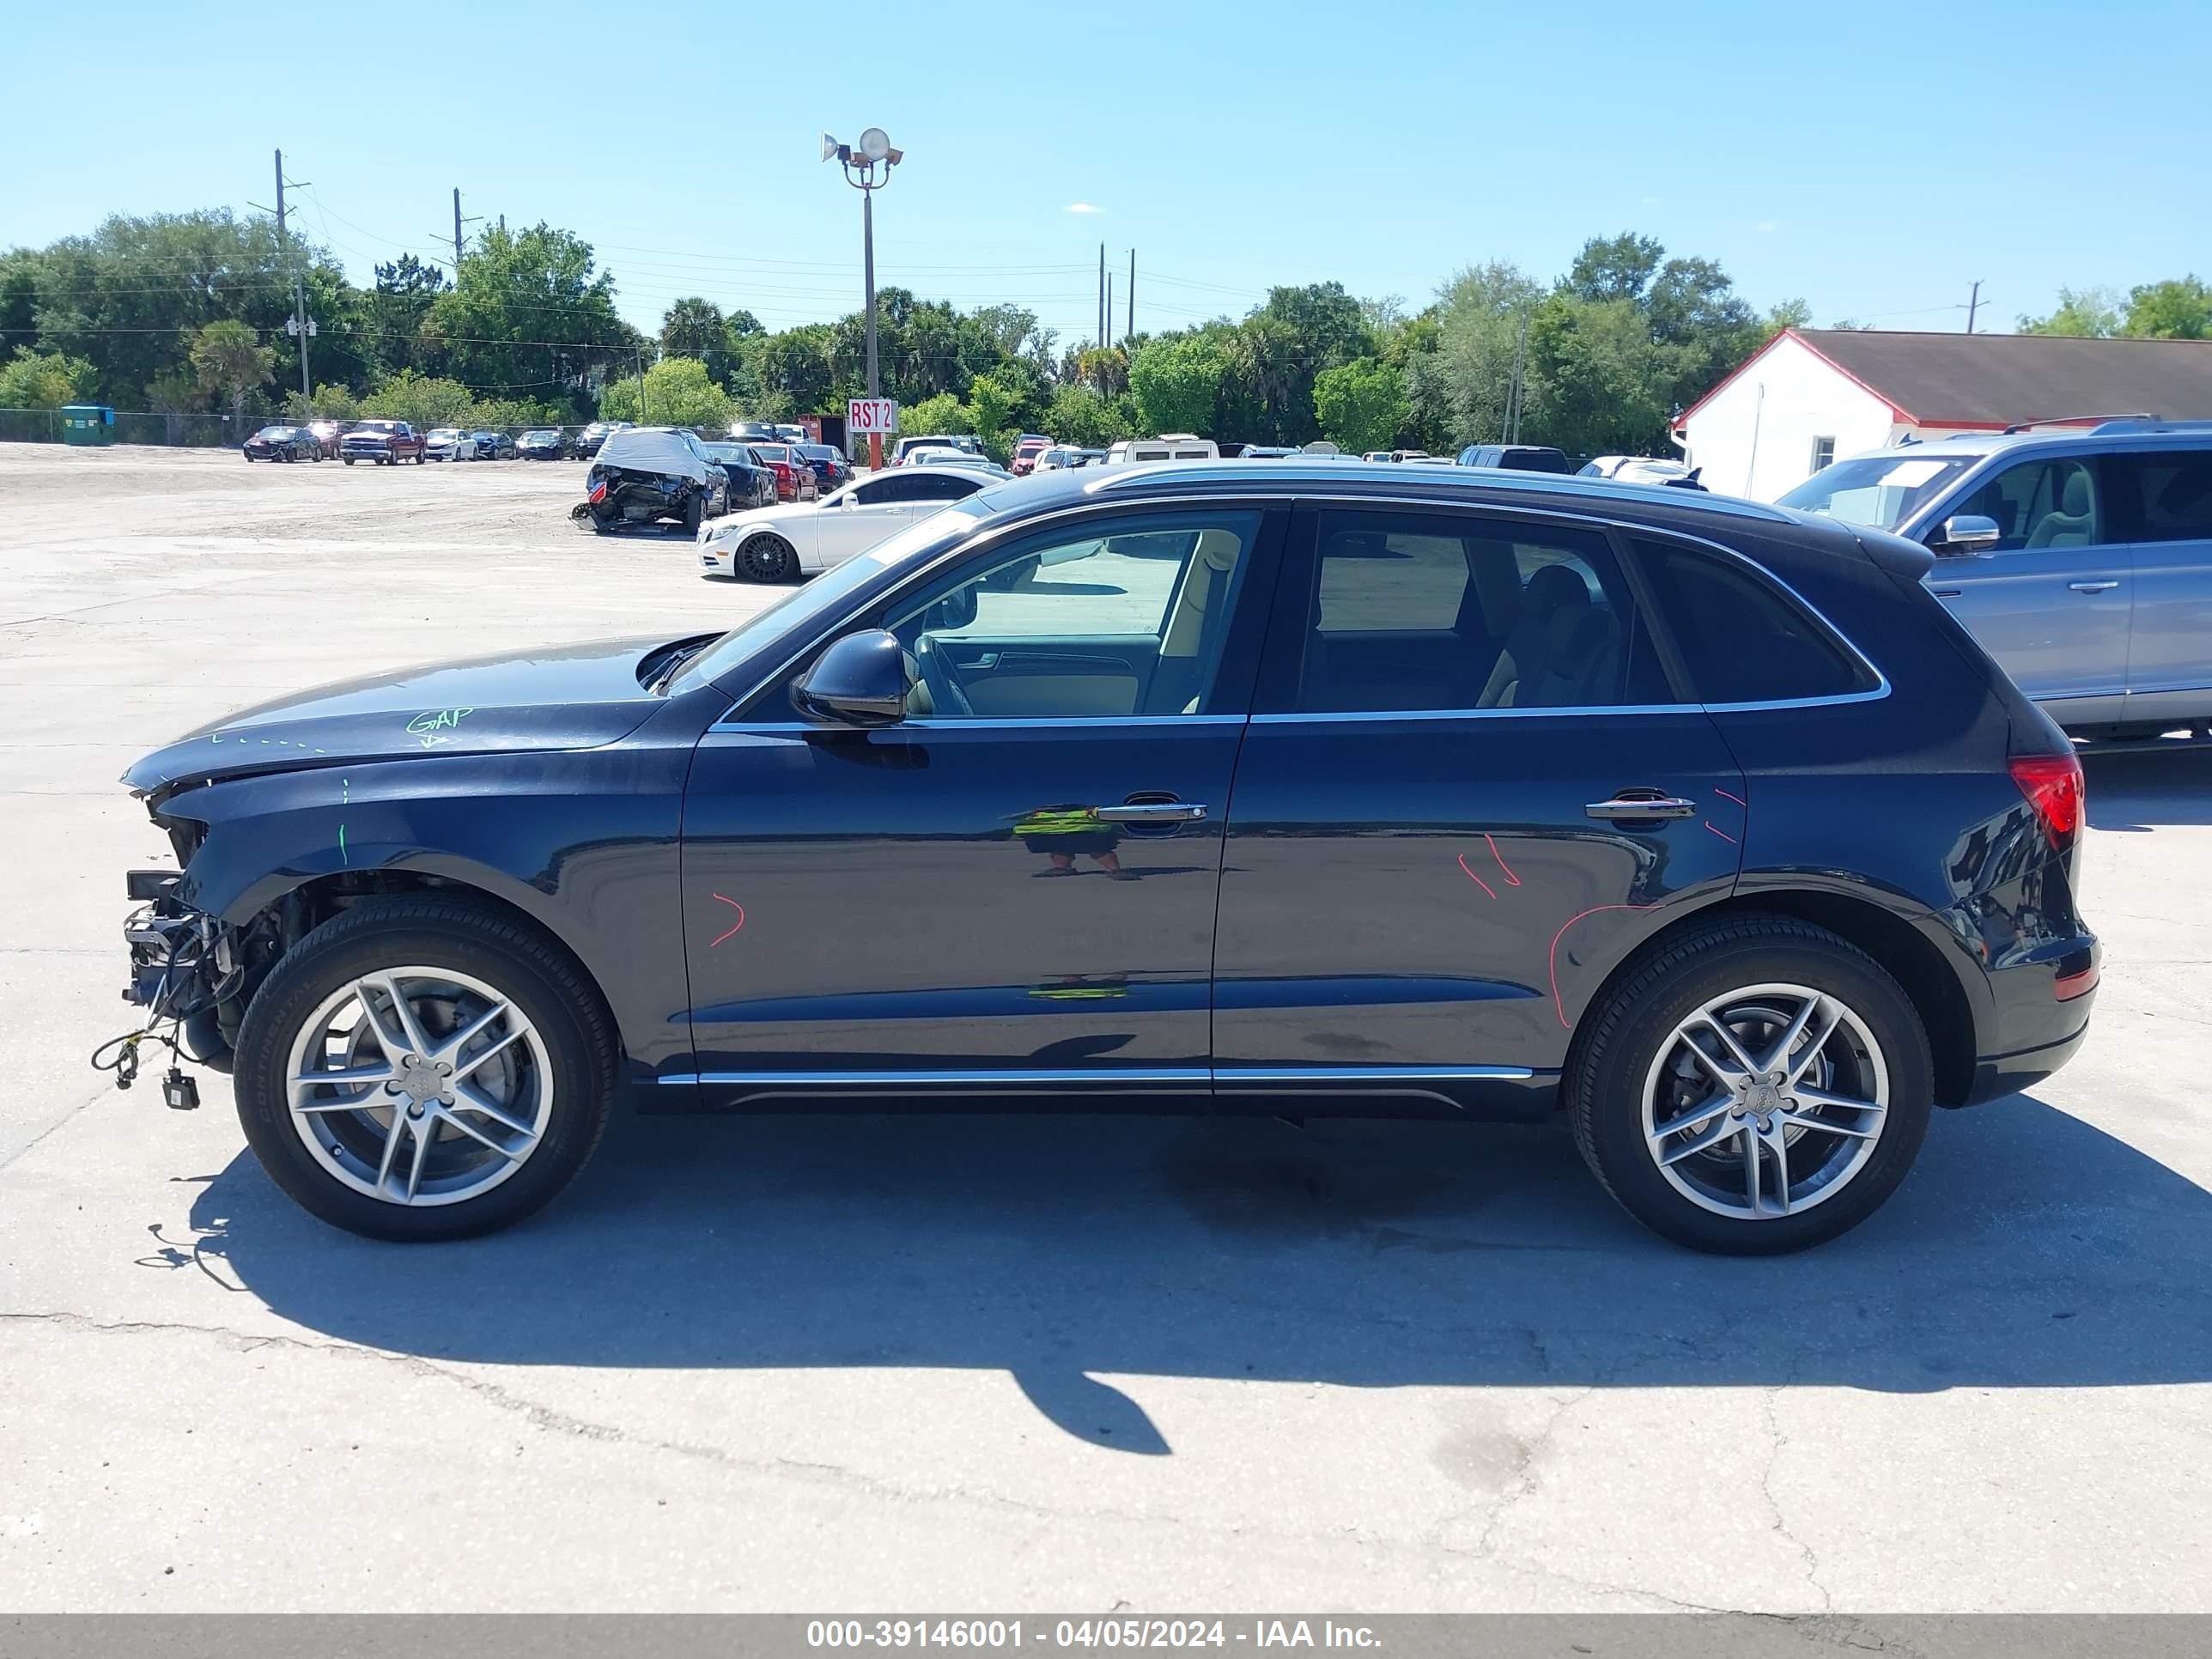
343 457 355 465
683 491 705 536
738 532 798 582
232 897 617 1242
1565 915 1933 1255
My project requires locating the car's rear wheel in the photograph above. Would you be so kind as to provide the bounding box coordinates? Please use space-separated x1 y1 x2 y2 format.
233 898 616 1241
683 492 705 536
1566 917 1932 1255
738 533 798 582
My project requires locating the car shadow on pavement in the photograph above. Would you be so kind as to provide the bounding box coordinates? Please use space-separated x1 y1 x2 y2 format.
185 1092 2212 1452
2083 748 2212 830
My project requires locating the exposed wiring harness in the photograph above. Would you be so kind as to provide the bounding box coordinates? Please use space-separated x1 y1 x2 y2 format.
91 915 243 1108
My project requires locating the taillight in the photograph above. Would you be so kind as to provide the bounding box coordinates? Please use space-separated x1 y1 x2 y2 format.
2008 752 2084 848
587 482 606 504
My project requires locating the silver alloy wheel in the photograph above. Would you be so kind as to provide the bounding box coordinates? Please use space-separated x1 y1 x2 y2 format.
1638 981 1890 1220
284 965 554 1207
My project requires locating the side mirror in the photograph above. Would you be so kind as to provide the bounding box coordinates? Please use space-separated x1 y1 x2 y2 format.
1932 514 2002 555
793 629 911 726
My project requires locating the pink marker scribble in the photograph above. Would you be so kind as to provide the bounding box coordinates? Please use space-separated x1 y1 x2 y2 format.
1456 853 1497 900
1547 903 1656 1028
709 893 746 947
1483 833 1522 886
1703 821 1738 845
1713 787 1747 808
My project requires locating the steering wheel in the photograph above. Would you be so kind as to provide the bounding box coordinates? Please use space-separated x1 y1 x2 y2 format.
914 635 975 720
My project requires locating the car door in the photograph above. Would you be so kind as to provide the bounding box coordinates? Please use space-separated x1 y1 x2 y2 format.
2101 447 2212 729
678 501 1285 1102
1922 453 2131 724
1210 503 1746 1112
810 474 931 568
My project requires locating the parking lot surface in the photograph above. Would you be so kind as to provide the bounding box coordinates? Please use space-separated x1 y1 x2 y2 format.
3 445 2209 1613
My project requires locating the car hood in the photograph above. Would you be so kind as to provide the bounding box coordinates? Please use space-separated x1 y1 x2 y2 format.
124 635 677 797
701 500 808 536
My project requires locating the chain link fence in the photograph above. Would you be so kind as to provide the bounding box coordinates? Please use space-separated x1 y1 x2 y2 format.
0 408 253 447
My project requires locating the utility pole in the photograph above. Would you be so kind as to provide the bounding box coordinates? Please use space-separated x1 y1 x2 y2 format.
1106 272 1115 351
1504 307 1531 443
1127 248 1134 343
1098 242 1106 351
266 150 313 400
1966 279 1983 334
451 188 481 276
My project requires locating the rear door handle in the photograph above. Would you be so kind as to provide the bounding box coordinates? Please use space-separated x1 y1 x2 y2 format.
2068 580 2120 593
1930 587 1963 599
1096 802 1207 823
1586 794 1697 821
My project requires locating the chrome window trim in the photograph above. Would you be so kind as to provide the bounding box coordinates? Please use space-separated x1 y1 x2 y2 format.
708 488 1891 732
708 714 1250 735
1215 1066 1535 1083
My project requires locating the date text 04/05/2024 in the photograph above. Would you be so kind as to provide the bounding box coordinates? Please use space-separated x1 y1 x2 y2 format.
805 1622 1382 1650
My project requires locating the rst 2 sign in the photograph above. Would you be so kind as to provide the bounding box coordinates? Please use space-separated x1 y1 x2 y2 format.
848 398 899 434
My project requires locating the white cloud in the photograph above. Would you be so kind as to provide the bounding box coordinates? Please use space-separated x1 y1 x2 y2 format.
1640 195 1663 208
1064 202 1105 215
1757 218 1784 233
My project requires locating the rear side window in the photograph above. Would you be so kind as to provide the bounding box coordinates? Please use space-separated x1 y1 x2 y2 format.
1633 538 1873 705
2106 450 2212 544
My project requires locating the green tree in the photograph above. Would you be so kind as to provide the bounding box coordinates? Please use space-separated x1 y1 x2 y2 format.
1410 261 1543 449
1129 335 1225 434
599 356 734 430
423 223 635 412
1313 357 1409 454
898 391 971 442
1565 233 1666 305
189 319 273 423
1526 295 1670 455
359 370 477 430
965 364 1034 462
660 295 730 383
2020 286 2122 337
0 347 95 409
1042 384 1135 448
283 382 360 422
2122 276 2212 339
752 324 838 414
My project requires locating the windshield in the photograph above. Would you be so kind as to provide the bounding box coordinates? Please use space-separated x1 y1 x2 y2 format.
670 492 1002 696
1777 453 1982 532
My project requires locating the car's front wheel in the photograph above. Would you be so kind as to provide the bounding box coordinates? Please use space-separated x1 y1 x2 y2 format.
233 898 617 1241
738 533 798 582
1567 916 1932 1255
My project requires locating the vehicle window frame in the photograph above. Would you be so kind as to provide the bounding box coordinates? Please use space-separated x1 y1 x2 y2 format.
2099 447 2212 546
722 500 1291 726
1932 453 2108 555
1249 501 1686 719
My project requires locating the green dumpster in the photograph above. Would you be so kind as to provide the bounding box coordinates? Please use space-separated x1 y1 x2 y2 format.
60 404 115 445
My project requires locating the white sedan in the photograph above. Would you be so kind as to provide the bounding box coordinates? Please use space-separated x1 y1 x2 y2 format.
423 428 480 461
696 465 1000 582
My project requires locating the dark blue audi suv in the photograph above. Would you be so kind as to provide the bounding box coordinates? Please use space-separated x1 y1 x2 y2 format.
115 462 2098 1252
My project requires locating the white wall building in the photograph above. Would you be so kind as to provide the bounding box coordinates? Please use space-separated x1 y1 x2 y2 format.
1673 328 2212 501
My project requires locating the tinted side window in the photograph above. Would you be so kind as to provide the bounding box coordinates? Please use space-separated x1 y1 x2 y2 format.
1951 458 2104 551
1634 538 1872 704
1291 510 1673 714
910 473 981 501
2106 450 2212 544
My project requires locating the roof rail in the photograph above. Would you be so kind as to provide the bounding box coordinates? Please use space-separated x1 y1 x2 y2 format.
2087 416 2212 435
2001 412 2154 434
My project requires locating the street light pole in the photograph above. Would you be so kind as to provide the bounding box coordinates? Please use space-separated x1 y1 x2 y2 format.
825 127 902 470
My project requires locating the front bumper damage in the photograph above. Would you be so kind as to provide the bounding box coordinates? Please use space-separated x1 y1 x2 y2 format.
118 869 246 1074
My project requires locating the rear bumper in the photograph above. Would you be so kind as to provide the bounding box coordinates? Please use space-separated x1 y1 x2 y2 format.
1959 934 2100 1105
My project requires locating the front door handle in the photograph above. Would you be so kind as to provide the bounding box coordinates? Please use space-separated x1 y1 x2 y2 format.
1096 801 1208 823
1930 587 1963 599
2068 580 2120 594
1586 794 1697 822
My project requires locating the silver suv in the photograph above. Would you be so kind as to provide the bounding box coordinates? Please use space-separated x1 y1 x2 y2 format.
1778 419 2212 736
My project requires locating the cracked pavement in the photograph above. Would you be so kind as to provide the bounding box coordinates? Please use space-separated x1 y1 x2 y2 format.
3 446 2210 1613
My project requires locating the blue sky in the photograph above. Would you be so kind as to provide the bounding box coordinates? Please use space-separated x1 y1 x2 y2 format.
9 0 2209 349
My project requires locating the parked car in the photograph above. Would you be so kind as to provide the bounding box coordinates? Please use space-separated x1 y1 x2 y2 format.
570 421 632 459
730 420 778 442
340 420 427 465
773 423 809 447
305 419 347 458
1581 455 1705 490
1236 446 1304 460
576 427 730 533
796 442 853 492
744 442 821 502
890 434 982 466
1010 435 1054 477
424 428 480 462
1031 447 1083 472
242 424 322 463
472 429 516 460
115 459 2097 1248
1458 443 1571 473
1105 435 1220 464
908 447 1008 475
697 465 997 582
516 428 567 461
1776 418 2212 736
698 441 781 511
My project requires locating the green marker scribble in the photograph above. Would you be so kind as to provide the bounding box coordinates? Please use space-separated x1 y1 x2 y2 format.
338 823 348 866
339 778 349 866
